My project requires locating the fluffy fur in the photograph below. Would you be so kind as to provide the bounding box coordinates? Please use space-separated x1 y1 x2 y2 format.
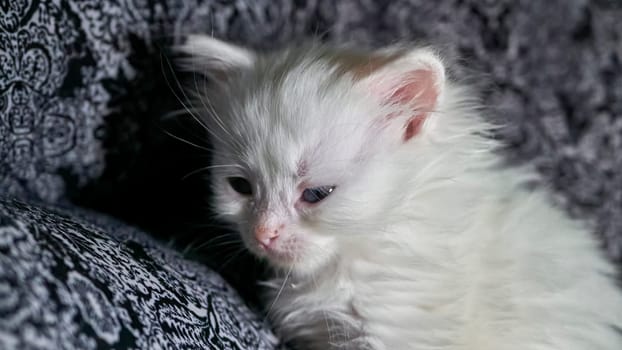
178 36 622 350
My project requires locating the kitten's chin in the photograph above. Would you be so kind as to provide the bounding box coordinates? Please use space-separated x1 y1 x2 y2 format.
275 250 336 279
261 248 297 269
256 238 336 278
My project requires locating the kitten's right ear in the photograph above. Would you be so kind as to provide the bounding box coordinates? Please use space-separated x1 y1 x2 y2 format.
175 35 255 82
358 48 446 142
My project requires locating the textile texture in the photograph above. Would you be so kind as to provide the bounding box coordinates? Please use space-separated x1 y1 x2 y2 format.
0 0 621 349
0 198 277 349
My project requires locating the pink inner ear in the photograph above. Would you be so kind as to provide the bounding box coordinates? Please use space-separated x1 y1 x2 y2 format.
389 70 438 107
404 115 425 141
386 69 439 142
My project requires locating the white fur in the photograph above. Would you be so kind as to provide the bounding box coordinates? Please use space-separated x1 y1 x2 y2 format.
180 36 622 350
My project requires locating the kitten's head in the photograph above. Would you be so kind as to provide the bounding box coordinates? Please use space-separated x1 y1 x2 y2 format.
180 36 449 277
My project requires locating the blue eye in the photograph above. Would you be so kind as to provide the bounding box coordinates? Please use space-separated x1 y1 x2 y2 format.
301 186 336 204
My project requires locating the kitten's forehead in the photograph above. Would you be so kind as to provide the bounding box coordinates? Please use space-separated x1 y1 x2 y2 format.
218 45 395 182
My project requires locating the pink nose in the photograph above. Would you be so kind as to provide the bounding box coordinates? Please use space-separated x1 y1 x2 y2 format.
255 225 281 248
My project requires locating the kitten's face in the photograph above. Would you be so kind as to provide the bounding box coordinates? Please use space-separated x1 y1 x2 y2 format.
181 37 444 276
210 73 382 276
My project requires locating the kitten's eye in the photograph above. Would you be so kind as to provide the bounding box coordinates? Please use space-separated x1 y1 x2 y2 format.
301 186 336 204
228 177 253 196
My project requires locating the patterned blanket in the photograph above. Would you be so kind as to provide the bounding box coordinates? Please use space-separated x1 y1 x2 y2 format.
0 1 620 348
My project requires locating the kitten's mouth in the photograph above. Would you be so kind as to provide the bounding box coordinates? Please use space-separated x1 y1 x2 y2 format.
255 238 300 267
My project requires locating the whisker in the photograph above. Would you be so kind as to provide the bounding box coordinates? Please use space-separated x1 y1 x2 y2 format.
160 49 232 147
181 164 243 180
197 64 246 152
192 60 238 145
161 128 212 152
159 51 203 126
161 50 208 130
266 263 294 318
185 36 245 152
188 222 235 229
219 247 248 271
203 239 243 250
310 271 335 346
192 233 240 250
162 108 202 120
181 235 231 255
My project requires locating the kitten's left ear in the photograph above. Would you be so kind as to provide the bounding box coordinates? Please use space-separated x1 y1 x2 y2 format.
175 35 255 83
361 48 446 142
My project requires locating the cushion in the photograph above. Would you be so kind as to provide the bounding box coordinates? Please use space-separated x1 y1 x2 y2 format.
0 1 620 348
0 197 278 349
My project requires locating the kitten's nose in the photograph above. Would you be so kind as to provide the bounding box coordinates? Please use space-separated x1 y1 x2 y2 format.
254 225 281 249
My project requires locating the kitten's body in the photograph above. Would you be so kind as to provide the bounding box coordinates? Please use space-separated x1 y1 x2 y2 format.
179 37 622 349
268 173 620 350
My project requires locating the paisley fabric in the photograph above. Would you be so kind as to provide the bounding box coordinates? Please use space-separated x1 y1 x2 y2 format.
0 0 621 349
0 198 277 349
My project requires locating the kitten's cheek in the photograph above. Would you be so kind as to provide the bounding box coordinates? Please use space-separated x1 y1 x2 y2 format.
214 194 245 219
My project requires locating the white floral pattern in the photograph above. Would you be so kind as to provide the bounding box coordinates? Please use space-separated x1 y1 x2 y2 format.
0 199 277 349
0 0 621 349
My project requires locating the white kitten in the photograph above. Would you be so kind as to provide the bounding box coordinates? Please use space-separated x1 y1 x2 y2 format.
179 36 622 350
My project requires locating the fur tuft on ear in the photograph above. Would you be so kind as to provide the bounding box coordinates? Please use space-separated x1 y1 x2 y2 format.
175 35 255 82
363 48 446 141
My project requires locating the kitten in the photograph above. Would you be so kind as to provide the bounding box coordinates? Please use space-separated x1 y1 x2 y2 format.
178 36 622 350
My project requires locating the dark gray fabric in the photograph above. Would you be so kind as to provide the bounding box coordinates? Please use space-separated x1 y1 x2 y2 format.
0 0 621 349
0 198 277 349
